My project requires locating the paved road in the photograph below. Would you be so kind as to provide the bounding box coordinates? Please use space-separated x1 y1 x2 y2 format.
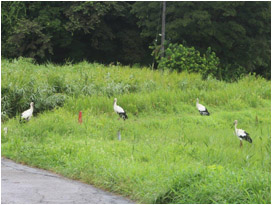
1 158 134 204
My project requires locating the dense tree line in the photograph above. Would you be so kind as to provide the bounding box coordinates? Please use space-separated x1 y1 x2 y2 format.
1 1 271 79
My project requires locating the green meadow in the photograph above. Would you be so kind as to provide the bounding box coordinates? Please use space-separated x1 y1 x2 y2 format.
1 58 271 203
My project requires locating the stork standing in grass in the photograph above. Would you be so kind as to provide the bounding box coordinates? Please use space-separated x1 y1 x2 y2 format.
234 120 252 147
196 98 210 116
20 102 34 122
113 98 128 120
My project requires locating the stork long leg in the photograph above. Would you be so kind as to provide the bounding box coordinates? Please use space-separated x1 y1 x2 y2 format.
240 140 243 148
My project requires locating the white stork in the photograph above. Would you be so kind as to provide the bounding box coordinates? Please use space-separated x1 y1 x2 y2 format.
234 120 252 147
196 98 210 116
113 98 128 120
20 102 34 122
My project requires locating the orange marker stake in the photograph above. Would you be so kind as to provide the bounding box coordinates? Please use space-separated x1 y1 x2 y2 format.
78 111 82 124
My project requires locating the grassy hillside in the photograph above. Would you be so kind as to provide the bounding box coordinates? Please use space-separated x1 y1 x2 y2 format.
1 58 271 203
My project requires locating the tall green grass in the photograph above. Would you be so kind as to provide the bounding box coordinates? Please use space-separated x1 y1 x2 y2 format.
1 58 271 203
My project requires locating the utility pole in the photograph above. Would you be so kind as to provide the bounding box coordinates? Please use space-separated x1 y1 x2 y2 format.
161 1 166 58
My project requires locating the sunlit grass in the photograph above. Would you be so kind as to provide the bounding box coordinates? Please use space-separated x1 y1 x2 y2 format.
1 58 271 203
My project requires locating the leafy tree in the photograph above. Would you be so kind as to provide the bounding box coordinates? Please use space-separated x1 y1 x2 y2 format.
132 1 271 79
157 43 220 80
1 1 150 64
1 1 270 79
1 1 27 56
6 18 53 60
2 1 69 62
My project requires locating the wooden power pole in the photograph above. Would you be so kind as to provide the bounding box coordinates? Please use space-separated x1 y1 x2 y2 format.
161 1 166 58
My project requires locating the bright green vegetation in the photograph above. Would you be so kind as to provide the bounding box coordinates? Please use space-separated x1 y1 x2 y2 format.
1 58 271 203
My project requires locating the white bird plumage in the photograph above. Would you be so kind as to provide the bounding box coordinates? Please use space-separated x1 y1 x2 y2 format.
20 102 34 121
234 120 252 147
113 98 128 120
196 98 210 115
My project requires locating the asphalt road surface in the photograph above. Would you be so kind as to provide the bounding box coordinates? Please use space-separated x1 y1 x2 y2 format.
1 158 134 204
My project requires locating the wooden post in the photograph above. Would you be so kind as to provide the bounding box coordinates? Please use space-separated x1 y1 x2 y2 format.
161 1 166 58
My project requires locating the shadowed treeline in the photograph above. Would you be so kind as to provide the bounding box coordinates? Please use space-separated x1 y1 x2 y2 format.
1 1 271 79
